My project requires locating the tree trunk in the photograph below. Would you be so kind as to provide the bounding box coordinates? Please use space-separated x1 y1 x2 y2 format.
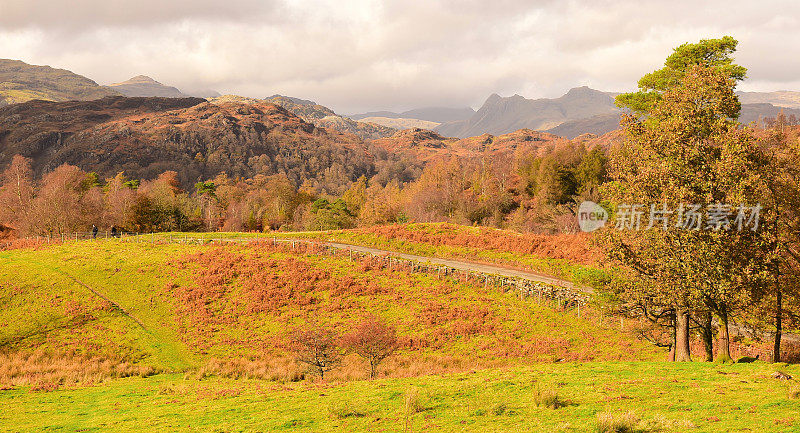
773 287 783 363
717 308 733 363
668 312 676 362
674 308 692 362
700 311 714 362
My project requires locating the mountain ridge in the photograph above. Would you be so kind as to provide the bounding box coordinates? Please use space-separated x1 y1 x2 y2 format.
436 86 620 138
737 90 800 109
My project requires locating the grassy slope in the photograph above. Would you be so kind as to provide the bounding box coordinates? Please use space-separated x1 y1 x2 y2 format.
0 241 201 370
2 362 799 432
0 239 653 375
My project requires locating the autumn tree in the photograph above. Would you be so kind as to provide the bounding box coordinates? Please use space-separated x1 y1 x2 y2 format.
133 171 199 232
753 125 800 362
603 37 765 362
290 326 343 380
0 155 35 233
28 164 95 236
342 315 398 379
194 181 218 230
103 172 138 229
359 179 404 225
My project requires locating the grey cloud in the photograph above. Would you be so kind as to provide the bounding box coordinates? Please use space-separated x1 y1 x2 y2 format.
0 0 798 113
0 0 281 29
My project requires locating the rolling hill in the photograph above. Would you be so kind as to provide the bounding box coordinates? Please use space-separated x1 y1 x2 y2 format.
0 59 120 106
0 238 656 379
371 127 575 163
1 235 793 432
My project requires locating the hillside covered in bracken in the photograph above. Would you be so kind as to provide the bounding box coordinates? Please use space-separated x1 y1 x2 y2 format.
0 97 379 194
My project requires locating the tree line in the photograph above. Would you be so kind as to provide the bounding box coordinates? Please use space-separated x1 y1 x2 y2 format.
0 141 608 236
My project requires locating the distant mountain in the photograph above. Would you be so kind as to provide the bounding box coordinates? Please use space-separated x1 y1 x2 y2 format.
0 59 120 106
208 94 396 140
436 87 619 138
0 96 374 193
266 94 318 106
737 91 800 109
350 107 476 123
359 117 441 130
108 75 187 98
439 87 800 139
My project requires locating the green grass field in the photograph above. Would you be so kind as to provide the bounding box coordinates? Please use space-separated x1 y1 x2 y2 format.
2 362 799 432
1 235 798 432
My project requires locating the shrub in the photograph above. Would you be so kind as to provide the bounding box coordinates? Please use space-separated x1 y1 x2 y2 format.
595 412 692 433
0 350 157 389
782 342 800 364
491 402 508 415
404 387 428 414
789 384 800 400
533 386 566 409
595 411 639 433
327 400 367 419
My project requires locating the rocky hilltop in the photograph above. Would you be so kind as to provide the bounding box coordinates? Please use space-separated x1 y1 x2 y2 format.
0 97 374 193
208 94 396 140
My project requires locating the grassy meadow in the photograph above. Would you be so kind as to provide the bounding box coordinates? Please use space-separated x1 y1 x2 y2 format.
2 362 799 432
0 233 798 432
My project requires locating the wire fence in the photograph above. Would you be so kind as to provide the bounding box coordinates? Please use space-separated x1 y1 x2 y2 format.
20 231 270 244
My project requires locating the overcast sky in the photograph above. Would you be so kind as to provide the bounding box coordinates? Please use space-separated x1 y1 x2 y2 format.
1 0 798 113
